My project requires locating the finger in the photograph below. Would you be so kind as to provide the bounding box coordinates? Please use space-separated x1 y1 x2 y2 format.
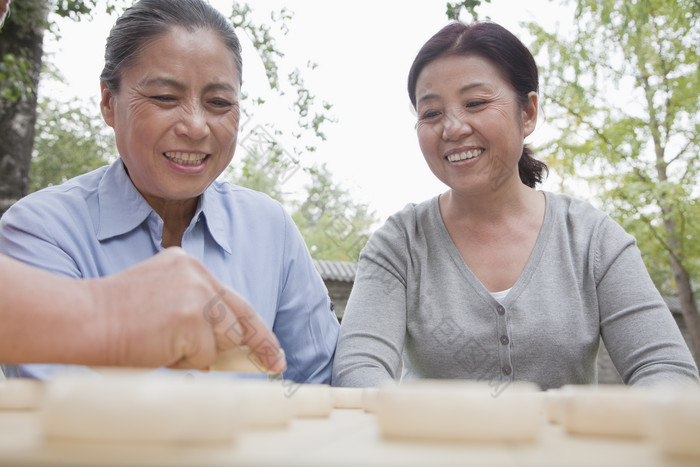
209 346 275 373
217 289 287 374
166 348 210 371
201 291 244 348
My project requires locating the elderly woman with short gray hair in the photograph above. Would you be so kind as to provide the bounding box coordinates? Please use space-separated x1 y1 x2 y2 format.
0 0 339 383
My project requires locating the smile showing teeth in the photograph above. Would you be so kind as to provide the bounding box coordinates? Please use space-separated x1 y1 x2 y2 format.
446 149 482 162
164 152 208 165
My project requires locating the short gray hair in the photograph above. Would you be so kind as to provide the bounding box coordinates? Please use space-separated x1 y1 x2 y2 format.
100 0 242 93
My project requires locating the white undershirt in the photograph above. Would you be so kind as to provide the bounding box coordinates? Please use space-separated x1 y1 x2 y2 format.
489 288 512 304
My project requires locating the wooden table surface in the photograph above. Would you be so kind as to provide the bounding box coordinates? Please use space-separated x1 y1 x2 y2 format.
0 406 697 467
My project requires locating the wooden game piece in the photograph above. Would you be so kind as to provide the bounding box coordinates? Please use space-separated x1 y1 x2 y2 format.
210 346 284 374
544 386 574 425
646 385 700 459
361 387 379 413
41 373 240 444
562 384 652 438
288 384 334 418
374 380 544 442
0 378 43 410
330 387 363 409
229 379 293 429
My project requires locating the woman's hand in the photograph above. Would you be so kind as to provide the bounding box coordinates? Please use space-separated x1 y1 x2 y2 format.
88 247 287 373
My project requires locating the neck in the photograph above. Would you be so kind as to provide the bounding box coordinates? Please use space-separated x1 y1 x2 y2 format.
145 195 199 248
442 180 537 222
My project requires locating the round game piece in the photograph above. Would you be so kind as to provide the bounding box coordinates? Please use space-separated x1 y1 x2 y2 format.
288 384 333 418
331 387 363 409
0 378 44 410
361 387 380 413
229 379 293 429
562 384 652 438
374 380 544 442
41 373 240 444
544 386 574 425
646 385 700 459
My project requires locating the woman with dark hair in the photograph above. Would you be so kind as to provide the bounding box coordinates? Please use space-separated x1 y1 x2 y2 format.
0 0 339 383
332 22 698 390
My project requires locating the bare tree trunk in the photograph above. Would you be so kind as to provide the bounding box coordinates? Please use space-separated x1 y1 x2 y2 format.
641 64 700 367
667 250 700 366
0 0 49 217
659 195 700 366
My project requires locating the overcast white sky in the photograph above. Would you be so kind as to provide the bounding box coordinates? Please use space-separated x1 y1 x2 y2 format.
44 0 574 224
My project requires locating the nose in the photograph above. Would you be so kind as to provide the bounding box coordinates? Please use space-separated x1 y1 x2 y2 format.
174 101 210 140
442 107 472 141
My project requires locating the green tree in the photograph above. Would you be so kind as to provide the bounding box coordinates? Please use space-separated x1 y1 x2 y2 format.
1 1 332 216
225 142 377 262
446 0 492 21
292 164 376 262
1 0 51 216
525 0 700 362
222 144 290 203
30 97 113 192
0 0 128 216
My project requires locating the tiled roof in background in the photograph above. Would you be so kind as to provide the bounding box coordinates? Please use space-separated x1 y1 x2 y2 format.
313 260 357 283
312 260 693 316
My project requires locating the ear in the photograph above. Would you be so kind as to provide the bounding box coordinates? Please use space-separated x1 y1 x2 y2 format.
100 81 116 128
522 91 538 137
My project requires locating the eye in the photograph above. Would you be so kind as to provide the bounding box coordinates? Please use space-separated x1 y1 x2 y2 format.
466 100 486 109
208 98 234 108
150 95 176 103
419 110 442 120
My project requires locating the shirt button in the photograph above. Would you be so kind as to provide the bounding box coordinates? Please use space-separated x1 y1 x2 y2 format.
496 305 505 315
500 335 509 345
502 365 512 376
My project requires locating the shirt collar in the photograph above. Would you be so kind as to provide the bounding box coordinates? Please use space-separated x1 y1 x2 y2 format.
199 184 233 254
96 160 232 255
96 160 153 241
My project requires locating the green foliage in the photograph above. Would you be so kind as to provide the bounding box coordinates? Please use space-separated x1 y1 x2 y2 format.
526 0 700 294
52 0 128 20
222 2 365 260
53 0 99 19
228 2 334 155
5 0 50 30
291 164 376 263
446 0 492 21
287 65 334 145
30 98 114 192
0 52 33 102
230 1 291 91
225 142 377 262
222 143 290 203
0 0 50 105
1 1 130 106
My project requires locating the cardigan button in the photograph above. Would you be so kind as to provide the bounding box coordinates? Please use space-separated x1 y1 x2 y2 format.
496 305 505 315
500 335 509 345
502 365 512 376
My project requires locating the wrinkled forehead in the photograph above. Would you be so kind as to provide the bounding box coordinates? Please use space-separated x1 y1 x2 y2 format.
118 25 241 83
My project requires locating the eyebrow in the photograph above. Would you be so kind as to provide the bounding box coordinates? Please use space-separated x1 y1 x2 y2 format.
417 82 487 104
140 78 237 94
141 78 185 91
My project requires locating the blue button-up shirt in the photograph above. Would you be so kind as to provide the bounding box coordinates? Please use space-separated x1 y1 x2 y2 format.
0 160 339 383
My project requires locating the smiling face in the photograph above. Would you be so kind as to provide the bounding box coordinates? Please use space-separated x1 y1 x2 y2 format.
100 26 241 207
414 54 537 196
